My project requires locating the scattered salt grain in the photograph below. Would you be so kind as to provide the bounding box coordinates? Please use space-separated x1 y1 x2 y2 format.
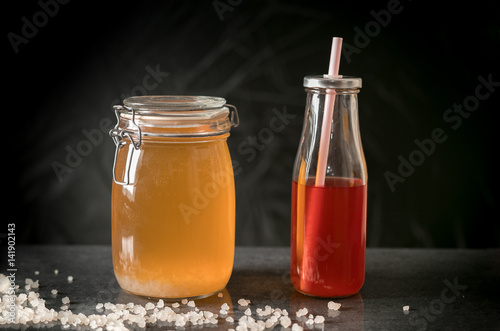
18 293 27 304
237 298 250 306
218 292 224 298
328 301 341 310
29 298 40 307
105 302 116 310
296 307 308 317
0 271 343 330
257 305 273 317
54 269 59 275
264 318 275 328
0 274 9 292
280 315 292 328
403 305 410 311
67 276 73 283
314 315 325 324
34 271 40 275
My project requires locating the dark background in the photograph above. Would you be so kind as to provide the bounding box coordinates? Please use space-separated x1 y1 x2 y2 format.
6 0 499 248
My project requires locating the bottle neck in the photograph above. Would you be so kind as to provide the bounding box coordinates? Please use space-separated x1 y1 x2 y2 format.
293 88 366 185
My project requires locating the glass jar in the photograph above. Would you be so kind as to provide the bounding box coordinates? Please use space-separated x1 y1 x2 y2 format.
291 76 367 298
109 95 239 299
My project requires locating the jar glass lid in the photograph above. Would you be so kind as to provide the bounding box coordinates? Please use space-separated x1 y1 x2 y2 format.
123 95 227 112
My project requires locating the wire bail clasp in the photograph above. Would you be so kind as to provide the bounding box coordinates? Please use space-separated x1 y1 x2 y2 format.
225 104 239 128
109 105 142 186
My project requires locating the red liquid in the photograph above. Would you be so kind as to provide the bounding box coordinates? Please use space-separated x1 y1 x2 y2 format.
291 177 367 297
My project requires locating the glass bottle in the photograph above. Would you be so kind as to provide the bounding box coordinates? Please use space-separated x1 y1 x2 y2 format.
291 76 367 297
109 95 239 299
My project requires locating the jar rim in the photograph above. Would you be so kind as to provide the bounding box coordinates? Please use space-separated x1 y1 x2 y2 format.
303 75 362 89
111 95 238 139
123 95 227 111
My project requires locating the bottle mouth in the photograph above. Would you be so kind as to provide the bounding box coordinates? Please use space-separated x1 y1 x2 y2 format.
303 75 362 89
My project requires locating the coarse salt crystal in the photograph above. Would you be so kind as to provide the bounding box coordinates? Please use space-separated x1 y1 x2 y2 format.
96 303 103 309
0 274 9 293
62 296 70 304
403 305 410 311
218 292 223 298
265 318 275 328
172 302 180 308
280 316 292 328
18 293 27 304
156 299 164 308
328 301 341 310
292 323 304 331
145 302 155 310
54 269 59 275
187 300 195 307
296 307 308 317
30 298 40 307
226 316 234 323
314 315 325 324
244 308 251 316
237 298 250 306
181 299 188 304
105 302 116 310
67 276 73 283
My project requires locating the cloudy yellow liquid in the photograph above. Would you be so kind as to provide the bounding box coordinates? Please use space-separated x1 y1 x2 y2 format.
111 134 235 299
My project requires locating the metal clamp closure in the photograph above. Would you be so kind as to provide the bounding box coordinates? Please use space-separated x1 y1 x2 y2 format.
225 104 239 128
109 105 142 186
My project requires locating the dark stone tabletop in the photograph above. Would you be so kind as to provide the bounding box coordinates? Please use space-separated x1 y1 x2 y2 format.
2 246 499 330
